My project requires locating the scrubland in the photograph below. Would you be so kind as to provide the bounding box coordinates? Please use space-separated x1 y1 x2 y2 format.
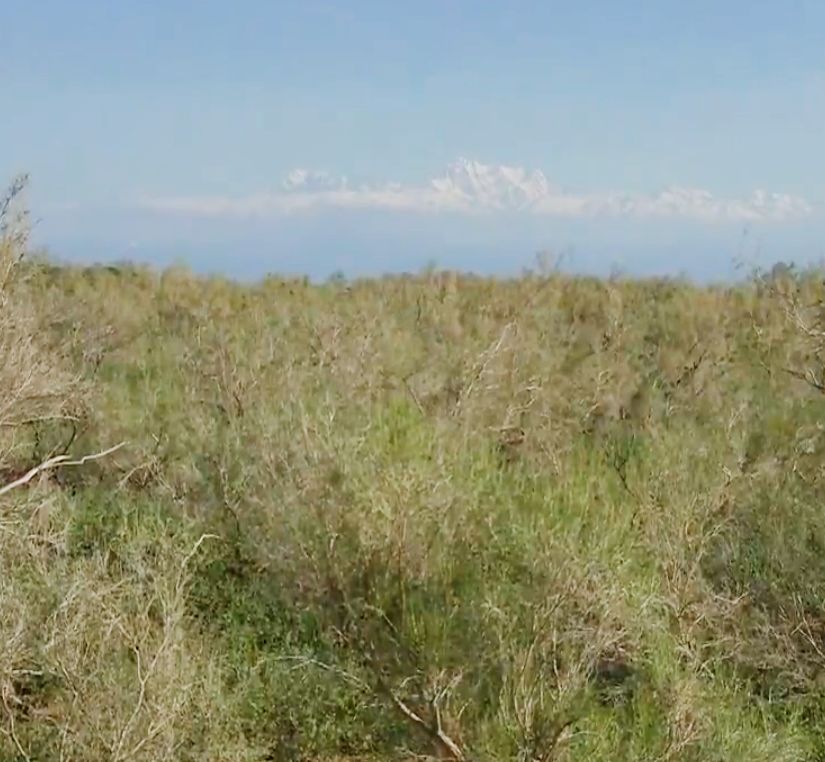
4 179 825 760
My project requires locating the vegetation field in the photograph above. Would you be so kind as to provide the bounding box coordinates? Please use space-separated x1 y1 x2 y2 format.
5 186 825 760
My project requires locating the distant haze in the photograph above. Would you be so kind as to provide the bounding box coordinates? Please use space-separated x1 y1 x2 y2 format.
4 1 824 279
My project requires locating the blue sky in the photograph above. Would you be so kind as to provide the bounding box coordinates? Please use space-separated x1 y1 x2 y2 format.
3 0 825 280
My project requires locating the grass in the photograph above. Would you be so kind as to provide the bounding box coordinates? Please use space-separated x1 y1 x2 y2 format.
5 187 825 759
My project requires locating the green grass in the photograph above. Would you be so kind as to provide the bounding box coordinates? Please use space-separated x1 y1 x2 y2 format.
5 246 825 759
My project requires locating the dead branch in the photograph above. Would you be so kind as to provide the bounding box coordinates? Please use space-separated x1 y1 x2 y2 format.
111 533 216 761
403 375 426 416
0 441 126 498
388 689 466 761
778 364 825 394
784 299 825 340
175 533 220 599
451 321 516 417
274 655 372 693
280 655 468 761
0 413 83 429
1 680 31 762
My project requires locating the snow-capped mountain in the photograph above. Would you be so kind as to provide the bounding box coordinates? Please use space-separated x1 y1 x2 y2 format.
282 169 348 192
430 157 552 211
144 158 813 223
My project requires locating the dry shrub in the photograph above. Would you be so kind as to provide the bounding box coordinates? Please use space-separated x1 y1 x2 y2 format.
0 176 82 473
4 190 823 759
0 180 239 760
0 503 229 760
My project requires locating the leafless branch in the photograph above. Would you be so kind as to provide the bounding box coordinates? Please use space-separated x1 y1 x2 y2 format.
388 689 466 761
0 441 126 498
273 655 371 692
452 321 516 417
1 680 31 762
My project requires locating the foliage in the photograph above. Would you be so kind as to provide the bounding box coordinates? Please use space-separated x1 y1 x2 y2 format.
4 194 825 758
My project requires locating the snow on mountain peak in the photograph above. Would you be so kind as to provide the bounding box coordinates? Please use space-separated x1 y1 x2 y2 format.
146 158 812 222
431 158 552 210
283 169 347 192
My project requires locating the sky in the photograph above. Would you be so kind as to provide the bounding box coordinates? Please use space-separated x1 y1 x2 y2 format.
3 0 825 281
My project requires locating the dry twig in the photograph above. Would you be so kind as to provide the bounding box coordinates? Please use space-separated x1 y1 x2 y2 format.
0 442 126 498
388 689 466 761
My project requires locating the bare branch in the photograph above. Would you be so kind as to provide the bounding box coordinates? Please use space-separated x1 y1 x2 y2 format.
175 533 220 598
273 655 371 693
1 680 31 762
0 441 126 497
452 321 516 417
389 690 466 761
